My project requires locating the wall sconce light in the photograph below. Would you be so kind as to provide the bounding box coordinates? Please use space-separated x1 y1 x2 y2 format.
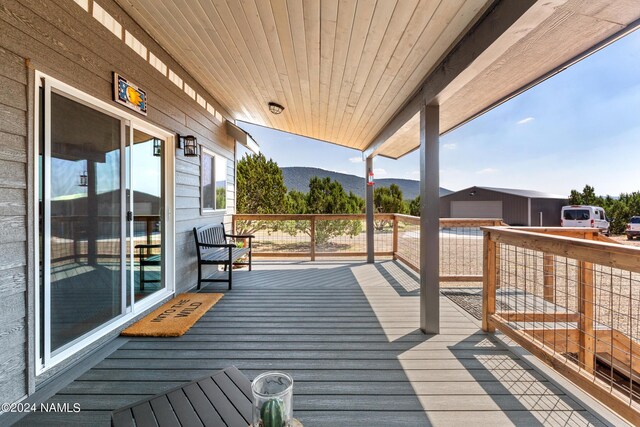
79 170 88 187
177 134 198 157
268 102 284 115
153 138 162 157
469 190 477 196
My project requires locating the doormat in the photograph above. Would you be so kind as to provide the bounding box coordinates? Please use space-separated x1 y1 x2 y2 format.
121 293 223 337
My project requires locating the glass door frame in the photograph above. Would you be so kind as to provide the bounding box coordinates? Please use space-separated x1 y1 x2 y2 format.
34 71 175 374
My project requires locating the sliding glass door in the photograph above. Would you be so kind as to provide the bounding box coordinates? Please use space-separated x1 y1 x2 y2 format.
130 128 165 303
37 76 171 368
47 91 125 354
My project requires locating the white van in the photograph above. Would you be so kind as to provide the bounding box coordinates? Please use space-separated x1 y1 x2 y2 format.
561 205 610 235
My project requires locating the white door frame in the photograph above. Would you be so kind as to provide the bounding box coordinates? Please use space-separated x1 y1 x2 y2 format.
34 71 176 374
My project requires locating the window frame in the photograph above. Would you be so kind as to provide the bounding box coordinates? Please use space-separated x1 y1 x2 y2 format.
200 147 228 214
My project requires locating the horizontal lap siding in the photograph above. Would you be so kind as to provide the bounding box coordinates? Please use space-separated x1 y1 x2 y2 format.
175 141 235 294
0 44 28 405
0 0 235 401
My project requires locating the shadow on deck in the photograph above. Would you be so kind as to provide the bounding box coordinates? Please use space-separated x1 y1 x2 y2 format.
19 261 611 426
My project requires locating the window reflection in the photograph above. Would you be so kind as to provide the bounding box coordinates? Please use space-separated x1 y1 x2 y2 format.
49 92 122 353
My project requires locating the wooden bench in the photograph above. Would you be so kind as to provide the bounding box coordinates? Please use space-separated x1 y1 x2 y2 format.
193 223 253 290
111 366 252 427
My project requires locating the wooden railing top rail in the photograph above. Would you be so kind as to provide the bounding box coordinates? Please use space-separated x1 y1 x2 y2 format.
440 218 506 227
482 226 640 274
235 213 507 228
233 214 395 221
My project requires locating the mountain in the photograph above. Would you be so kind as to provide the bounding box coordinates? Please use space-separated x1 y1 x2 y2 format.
281 167 452 200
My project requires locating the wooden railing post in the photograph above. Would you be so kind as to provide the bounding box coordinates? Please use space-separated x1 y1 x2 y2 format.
543 254 555 303
310 217 316 261
392 215 399 260
482 231 496 332
232 215 236 235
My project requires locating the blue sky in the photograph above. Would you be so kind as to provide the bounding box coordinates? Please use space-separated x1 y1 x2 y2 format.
238 30 640 197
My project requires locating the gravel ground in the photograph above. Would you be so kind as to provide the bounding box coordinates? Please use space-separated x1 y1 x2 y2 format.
611 234 640 247
441 288 512 320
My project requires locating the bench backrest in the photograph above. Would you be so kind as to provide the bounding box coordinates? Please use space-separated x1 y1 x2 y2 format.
193 223 227 255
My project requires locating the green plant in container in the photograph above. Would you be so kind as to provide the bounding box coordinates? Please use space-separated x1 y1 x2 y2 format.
260 398 285 427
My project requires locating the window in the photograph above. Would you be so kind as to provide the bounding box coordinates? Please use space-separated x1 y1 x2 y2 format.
563 209 590 220
201 149 227 212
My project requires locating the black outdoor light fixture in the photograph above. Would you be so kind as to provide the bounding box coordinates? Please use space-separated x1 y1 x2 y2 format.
176 134 198 157
152 138 162 157
79 170 88 187
268 102 285 115
469 190 477 196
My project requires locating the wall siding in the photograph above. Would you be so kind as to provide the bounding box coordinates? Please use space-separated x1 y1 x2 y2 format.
0 45 28 405
440 187 529 225
0 0 236 403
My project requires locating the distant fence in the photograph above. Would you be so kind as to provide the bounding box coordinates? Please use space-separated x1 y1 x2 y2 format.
232 214 505 282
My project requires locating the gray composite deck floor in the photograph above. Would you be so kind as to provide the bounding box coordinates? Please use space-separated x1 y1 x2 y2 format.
19 260 613 426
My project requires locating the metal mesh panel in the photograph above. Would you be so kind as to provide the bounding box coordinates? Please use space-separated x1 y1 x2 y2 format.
493 241 640 409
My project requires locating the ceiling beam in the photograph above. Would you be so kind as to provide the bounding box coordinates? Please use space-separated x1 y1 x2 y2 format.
363 0 540 158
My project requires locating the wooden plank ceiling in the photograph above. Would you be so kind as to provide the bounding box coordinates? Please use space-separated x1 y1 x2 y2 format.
115 0 490 150
378 0 640 158
117 0 640 158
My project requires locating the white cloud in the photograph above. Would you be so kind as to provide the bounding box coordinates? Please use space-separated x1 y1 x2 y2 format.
348 156 363 163
407 170 420 179
476 168 498 175
517 117 535 125
442 143 457 150
373 168 388 177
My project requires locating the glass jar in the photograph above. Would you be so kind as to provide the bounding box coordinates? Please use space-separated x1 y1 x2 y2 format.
251 371 294 427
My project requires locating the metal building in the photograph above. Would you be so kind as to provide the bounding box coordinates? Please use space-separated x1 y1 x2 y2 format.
440 186 567 226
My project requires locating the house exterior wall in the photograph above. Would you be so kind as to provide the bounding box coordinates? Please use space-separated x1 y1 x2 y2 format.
440 187 529 225
0 0 236 405
0 43 30 407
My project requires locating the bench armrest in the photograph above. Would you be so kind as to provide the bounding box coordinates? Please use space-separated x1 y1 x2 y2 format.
135 244 161 249
225 233 255 239
197 242 235 249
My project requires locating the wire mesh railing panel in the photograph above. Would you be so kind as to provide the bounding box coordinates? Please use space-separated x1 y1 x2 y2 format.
234 214 498 272
485 228 640 420
236 219 312 255
395 216 492 279
396 218 420 270
440 227 484 277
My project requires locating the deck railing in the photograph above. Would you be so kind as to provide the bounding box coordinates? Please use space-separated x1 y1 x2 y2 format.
482 226 640 424
232 214 505 282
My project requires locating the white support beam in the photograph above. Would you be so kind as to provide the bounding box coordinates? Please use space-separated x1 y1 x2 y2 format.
420 104 440 334
364 0 539 159
366 157 375 263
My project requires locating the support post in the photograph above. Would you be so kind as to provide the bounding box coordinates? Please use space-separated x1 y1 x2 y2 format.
578 259 595 372
392 215 399 260
482 232 496 332
419 104 439 334
366 157 374 263
310 217 316 261
87 161 97 266
578 234 595 373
